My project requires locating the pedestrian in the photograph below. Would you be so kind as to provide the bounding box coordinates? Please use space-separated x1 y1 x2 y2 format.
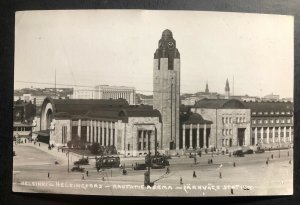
271 154 273 159
219 171 222 179
166 167 170 174
193 171 197 178
266 160 268 166
123 169 127 175
180 177 183 185
48 172 50 179
39 143 40 147
231 188 234 195
211 159 213 164
233 162 236 167
199 151 202 157
86 170 89 177
102 176 105 181
82 174 85 180
289 160 291 164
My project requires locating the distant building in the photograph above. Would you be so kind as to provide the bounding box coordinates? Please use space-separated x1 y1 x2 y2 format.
243 101 294 147
230 95 261 102
13 100 37 142
72 85 136 105
192 99 251 148
262 93 280 102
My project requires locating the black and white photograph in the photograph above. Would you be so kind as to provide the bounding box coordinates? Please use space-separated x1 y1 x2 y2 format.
12 10 294 197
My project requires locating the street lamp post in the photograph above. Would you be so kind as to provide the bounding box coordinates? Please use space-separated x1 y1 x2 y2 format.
67 150 70 173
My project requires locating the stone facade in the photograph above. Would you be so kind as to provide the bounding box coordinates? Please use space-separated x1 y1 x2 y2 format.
192 108 251 148
50 119 71 146
153 29 180 151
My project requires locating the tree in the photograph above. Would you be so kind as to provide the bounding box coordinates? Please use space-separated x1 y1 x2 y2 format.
90 143 101 155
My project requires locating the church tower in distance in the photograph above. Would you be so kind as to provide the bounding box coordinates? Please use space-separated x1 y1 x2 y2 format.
153 29 180 152
225 78 230 99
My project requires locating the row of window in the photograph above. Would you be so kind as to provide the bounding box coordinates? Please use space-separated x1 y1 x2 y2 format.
222 117 246 124
252 111 292 115
252 118 292 124
222 129 233 136
13 127 32 131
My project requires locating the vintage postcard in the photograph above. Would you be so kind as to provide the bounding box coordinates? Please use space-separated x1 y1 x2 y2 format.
13 10 293 196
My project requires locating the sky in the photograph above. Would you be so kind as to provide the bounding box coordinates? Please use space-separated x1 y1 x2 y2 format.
14 10 294 98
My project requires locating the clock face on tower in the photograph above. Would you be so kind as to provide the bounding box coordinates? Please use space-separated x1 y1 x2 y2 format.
168 41 174 49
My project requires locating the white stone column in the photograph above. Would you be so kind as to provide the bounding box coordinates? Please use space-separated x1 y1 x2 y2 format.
110 122 113 146
91 120 94 143
77 119 81 139
278 127 281 142
182 124 185 150
266 127 269 144
101 121 104 145
113 123 117 147
283 126 286 143
106 122 109 145
260 127 263 144
203 124 207 148
97 121 101 143
196 124 200 148
87 123 90 143
141 130 144 150
289 126 292 142
272 127 275 143
254 127 257 145
189 124 193 149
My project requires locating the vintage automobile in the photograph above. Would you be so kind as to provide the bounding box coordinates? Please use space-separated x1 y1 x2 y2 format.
232 150 244 157
256 147 265 153
74 158 89 166
133 163 147 170
71 166 85 172
145 155 170 169
96 156 120 171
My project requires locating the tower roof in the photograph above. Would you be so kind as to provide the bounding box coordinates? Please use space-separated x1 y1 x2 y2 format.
225 78 230 92
162 29 173 40
205 81 209 93
154 29 180 59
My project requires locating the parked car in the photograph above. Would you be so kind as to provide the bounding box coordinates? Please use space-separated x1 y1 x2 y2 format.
256 147 265 153
133 163 147 170
71 166 85 172
233 150 244 157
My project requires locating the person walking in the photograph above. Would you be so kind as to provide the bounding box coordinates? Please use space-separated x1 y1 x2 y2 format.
166 167 170 174
180 177 183 185
48 172 50 179
193 171 197 178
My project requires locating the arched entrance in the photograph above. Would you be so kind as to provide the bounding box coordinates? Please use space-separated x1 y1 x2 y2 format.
40 98 55 130
46 109 53 130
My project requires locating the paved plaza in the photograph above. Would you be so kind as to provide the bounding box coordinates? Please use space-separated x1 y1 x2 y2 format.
13 142 293 196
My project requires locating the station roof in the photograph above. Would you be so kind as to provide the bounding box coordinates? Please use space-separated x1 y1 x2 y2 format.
194 99 246 109
180 111 212 125
243 101 293 114
43 97 161 122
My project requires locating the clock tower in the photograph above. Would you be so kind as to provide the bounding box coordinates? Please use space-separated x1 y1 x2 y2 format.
153 29 180 152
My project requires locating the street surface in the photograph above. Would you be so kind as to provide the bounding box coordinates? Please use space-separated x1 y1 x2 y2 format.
13 142 293 196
